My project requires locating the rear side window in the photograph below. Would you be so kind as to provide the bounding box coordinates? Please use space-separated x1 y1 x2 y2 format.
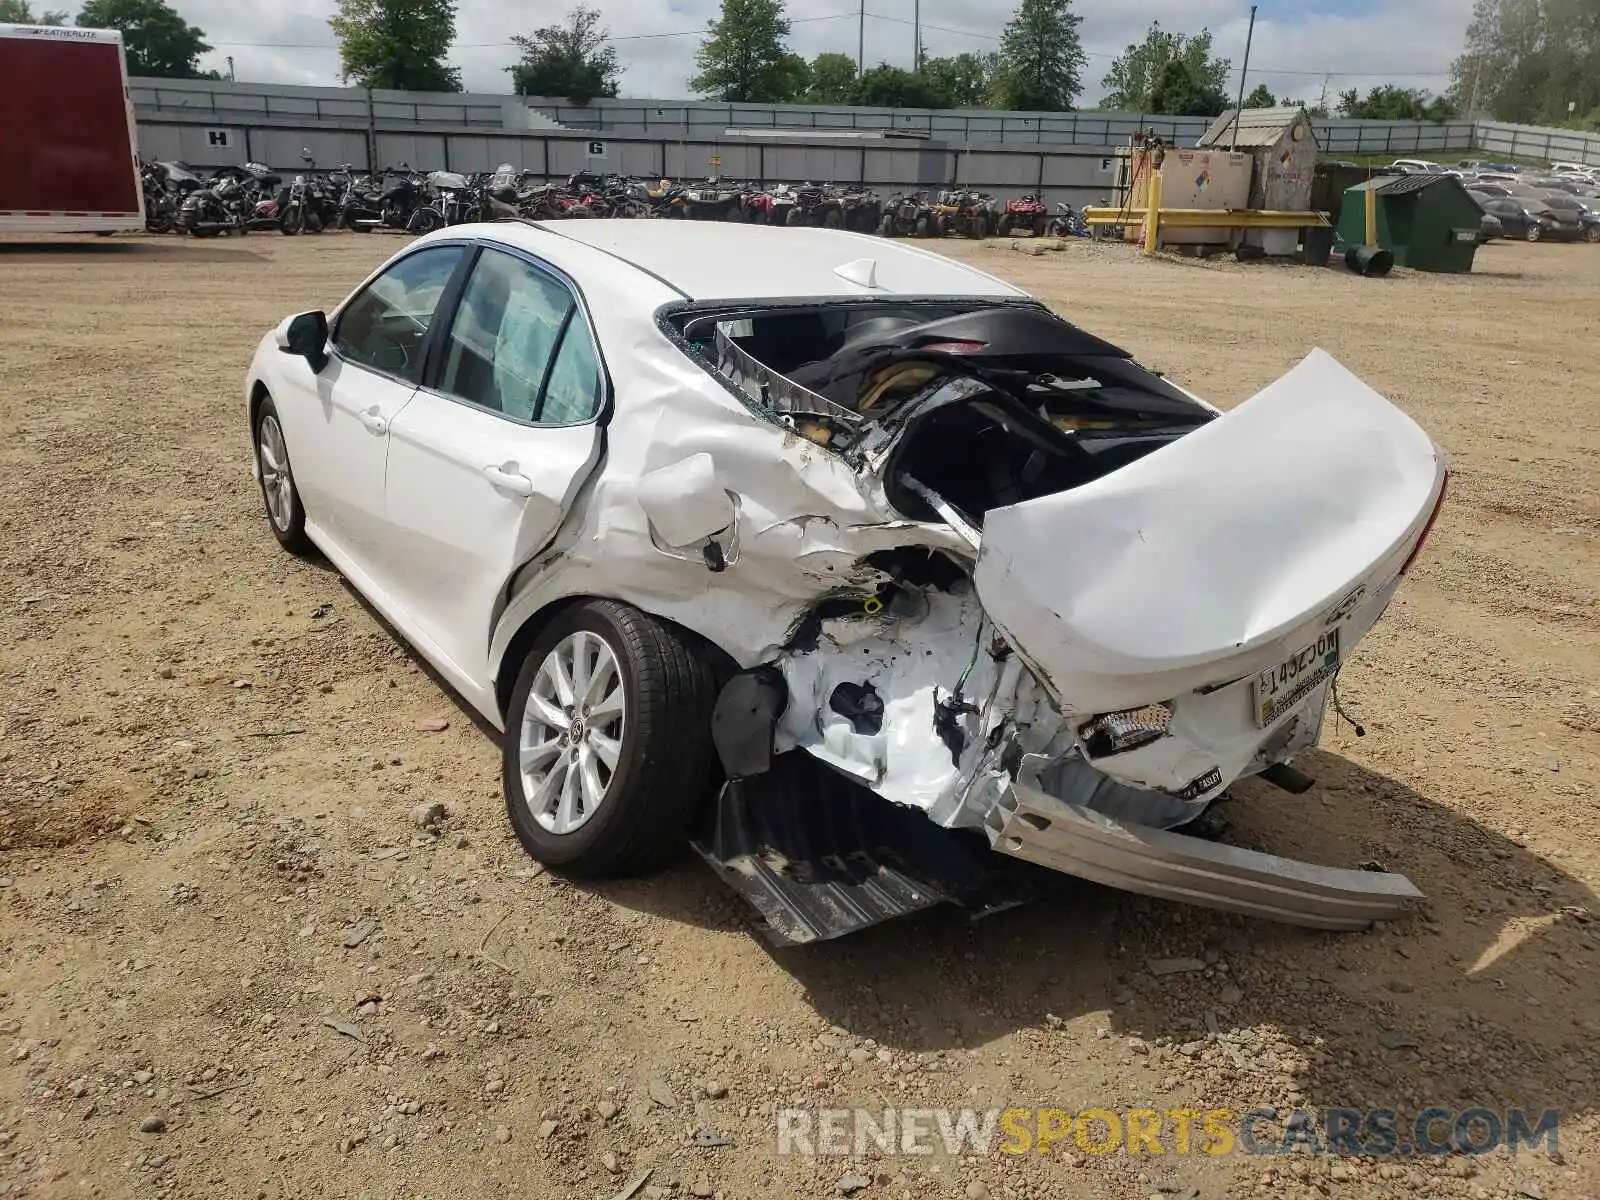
435 247 603 424
333 247 463 378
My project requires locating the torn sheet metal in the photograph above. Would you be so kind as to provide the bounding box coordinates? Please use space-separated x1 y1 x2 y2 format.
973 350 1446 717
987 782 1423 930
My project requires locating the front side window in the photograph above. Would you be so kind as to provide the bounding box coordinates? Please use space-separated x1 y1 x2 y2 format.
333 246 463 378
437 248 603 424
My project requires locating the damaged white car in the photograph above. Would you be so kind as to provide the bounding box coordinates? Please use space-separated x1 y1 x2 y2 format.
246 221 1447 944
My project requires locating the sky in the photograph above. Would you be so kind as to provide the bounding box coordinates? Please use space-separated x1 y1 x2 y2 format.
184 0 1476 106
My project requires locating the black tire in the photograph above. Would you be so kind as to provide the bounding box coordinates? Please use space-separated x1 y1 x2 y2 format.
1585 225 1600 243
997 213 1013 238
502 601 717 876
915 213 934 238
279 204 304 235
411 208 446 234
785 207 805 227
822 208 843 229
1525 222 1543 242
876 213 893 237
252 395 313 556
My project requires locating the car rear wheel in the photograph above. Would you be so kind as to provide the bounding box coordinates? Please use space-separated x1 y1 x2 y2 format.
502 601 718 877
253 396 313 556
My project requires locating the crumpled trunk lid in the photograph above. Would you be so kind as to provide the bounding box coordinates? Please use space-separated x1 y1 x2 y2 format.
972 349 1446 715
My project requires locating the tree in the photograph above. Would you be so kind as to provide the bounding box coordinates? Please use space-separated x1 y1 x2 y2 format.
75 0 209 77
689 0 793 103
806 51 857 103
851 63 946 108
1448 0 1598 125
1244 83 1276 108
329 0 461 93
992 0 1086 110
507 5 619 103
921 52 999 107
1338 84 1457 121
1100 21 1229 115
1149 57 1229 117
0 0 68 23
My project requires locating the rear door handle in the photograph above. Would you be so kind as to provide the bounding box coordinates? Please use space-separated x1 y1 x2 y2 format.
483 464 534 497
359 407 388 434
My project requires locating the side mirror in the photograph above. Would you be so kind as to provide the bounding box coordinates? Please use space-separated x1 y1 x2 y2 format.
275 310 329 373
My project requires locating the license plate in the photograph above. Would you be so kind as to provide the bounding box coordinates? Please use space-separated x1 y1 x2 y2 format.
1253 628 1341 727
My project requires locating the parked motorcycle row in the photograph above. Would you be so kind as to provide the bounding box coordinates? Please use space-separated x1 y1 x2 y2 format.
139 154 1093 241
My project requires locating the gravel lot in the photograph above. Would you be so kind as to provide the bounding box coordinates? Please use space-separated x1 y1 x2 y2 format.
0 231 1596 1200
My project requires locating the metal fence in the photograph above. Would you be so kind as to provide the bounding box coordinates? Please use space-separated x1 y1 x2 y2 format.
133 116 1130 209
131 79 1600 169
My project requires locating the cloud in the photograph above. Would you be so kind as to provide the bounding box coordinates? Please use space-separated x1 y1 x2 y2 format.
185 0 1473 104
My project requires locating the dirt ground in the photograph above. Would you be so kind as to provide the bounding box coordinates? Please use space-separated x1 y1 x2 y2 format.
0 229 1596 1200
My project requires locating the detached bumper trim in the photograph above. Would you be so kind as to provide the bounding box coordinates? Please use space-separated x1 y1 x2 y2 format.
987 783 1422 931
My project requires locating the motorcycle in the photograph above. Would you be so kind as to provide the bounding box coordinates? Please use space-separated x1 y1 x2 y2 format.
339 164 429 232
413 170 473 231
279 151 339 235
1046 201 1091 238
996 194 1050 238
177 170 252 237
875 191 936 238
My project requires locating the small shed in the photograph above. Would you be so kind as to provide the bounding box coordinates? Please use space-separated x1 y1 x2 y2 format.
1335 174 1483 273
1197 106 1319 255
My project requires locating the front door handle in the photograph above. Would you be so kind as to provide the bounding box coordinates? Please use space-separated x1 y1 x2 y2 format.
483 464 534 497
359 407 388 434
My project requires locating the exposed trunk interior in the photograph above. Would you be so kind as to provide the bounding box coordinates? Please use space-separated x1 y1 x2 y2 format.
676 300 1216 528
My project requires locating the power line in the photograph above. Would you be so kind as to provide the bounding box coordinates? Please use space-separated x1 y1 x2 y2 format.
205 10 1453 80
204 11 856 50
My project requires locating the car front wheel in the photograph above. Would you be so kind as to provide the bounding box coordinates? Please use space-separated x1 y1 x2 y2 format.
1525 222 1543 242
502 601 717 877
253 396 313 555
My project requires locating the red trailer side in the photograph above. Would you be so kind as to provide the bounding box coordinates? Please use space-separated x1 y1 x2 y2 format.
0 24 144 233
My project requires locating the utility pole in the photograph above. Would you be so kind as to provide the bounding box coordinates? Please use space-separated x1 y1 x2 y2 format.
1318 73 1330 114
858 0 864 77
226 55 235 82
1468 50 1485 119
913 0 921 69
1229 4 1257 150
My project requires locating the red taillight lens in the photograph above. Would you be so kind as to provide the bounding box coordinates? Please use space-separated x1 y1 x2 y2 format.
1401 470 1449 575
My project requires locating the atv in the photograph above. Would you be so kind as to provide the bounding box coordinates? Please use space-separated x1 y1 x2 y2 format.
997 194 1050 237
931 188 997 238
876 191 937 238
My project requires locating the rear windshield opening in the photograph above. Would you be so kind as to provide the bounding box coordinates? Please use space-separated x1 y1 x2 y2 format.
675 301 1215 528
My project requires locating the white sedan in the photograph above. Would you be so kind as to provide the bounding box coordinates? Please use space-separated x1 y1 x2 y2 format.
246 220 1447 944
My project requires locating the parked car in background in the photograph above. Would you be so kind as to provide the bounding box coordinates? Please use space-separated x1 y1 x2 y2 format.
1391 158 1447 174
1524 190 1600 240
1479 196 1583 241
1478 211 1504 242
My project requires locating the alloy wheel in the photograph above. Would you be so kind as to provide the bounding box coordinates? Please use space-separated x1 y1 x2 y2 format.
518 631 626 836
256 414 294 532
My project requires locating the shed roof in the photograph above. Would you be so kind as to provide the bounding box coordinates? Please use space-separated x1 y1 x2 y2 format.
1197 106 1317 149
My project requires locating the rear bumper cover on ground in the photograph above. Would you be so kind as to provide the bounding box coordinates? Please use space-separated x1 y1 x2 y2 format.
984 782 1423 930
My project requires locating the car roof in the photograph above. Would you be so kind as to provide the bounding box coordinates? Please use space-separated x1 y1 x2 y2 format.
467 219 1028 303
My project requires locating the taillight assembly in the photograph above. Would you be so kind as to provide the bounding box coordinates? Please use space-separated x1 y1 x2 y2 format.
1401 470 1450 575
918 340 987 355
1079 702 1173 757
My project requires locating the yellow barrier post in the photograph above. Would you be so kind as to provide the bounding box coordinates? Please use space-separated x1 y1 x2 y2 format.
1142 170 1162 255
1364 187 1378 246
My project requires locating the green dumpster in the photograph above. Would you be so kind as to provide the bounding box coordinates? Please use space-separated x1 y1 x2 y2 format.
1335 174 1484 273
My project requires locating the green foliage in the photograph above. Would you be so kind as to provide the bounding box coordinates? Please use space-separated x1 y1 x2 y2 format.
76 0 209 77
0 0 68 23
329 0 461 92
804 51 856 103
1338 84 1457 121
1100 21 1229 115
1244 83 1276 108
920 52 999 107
689 0 793 102
508 5 619 103
1450 0 1600 125
992 0 1086 111
851 63 946 108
